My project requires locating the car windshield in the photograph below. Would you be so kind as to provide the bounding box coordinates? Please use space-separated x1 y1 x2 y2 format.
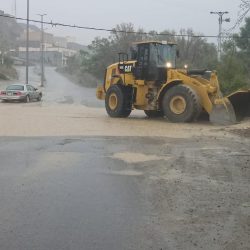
6 85 24 91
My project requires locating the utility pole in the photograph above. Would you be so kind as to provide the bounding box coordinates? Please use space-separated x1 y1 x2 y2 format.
37 14 47 87
14 0 17 17
26 0 30 84
210 11 230 61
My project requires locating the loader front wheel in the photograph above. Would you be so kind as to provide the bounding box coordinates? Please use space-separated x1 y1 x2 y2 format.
162 85 201 123
105 85 132 118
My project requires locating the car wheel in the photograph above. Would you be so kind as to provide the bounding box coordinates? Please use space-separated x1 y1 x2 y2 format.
25 95 30 103
37 94 42 102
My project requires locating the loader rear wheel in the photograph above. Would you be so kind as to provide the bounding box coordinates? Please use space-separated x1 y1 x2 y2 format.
105 85 132 118
144 110 163 118
162 85 201 123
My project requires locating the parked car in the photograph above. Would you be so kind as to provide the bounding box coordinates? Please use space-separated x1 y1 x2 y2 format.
0 84 42 103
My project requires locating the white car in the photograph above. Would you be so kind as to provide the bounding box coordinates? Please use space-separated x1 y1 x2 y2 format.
0 84 42 103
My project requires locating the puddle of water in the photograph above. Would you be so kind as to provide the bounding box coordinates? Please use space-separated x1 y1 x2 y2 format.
112 152 171 164
106 170 143 176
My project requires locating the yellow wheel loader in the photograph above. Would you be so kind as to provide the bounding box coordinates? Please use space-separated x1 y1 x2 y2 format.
96 41 250 125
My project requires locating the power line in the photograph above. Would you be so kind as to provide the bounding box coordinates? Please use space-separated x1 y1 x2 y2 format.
0 13 245 40
228 0 250 32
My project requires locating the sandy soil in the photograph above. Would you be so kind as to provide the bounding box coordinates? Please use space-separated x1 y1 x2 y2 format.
0 102 249 140
0 102 249 249
102 135 250 250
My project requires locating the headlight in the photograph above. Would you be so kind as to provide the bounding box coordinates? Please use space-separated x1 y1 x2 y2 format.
184 64 188 69
166 62 172 68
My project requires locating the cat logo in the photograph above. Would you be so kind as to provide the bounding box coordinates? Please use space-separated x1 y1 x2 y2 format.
118 63 133 74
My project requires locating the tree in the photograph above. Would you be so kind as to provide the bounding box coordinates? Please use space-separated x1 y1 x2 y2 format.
233 17 250 80
218 58 249 94
217 17 250 94
80 23 147 79
110 23 142 53
234 17 250 54
84 37 116 79
175 29 217 69
65 23 218 86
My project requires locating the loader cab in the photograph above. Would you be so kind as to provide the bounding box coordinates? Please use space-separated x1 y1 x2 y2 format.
132 41 177 83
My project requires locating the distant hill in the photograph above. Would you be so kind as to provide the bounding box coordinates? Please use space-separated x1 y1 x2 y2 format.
0 9 88 55
0 10 22 51
18 23 40 32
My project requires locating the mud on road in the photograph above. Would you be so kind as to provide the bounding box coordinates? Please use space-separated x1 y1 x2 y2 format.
0 102 249 249
124 136 250 250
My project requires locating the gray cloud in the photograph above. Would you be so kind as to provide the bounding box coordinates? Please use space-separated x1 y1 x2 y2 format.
1 0 242 44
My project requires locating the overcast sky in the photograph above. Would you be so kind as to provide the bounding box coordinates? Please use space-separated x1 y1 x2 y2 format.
0 0 245 45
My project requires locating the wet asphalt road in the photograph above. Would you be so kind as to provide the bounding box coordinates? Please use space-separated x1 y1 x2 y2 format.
0 137 157 250
2 67 250 249
43 67 101 107
0 68 154 249
0 66 100 107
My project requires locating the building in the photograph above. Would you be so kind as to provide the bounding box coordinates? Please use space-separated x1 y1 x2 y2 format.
18 47 76 66
17 25 83 66
19 31 54 48
54 36 67 49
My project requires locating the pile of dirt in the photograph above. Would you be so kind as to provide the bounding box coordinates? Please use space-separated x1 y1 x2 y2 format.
230 128 250 138
0 65 18 80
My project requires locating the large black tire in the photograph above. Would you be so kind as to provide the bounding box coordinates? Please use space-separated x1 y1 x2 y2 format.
162 85 201 123
144 110 164 118
105 85 132 118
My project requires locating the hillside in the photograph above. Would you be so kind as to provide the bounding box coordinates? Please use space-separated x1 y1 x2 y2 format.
0 10 22 51
0 10 22 79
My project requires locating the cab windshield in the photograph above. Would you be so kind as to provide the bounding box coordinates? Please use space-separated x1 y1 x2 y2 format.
150 43 176 68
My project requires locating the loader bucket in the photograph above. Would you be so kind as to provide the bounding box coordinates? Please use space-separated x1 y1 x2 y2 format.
227 90 250 120
209 97 237 125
